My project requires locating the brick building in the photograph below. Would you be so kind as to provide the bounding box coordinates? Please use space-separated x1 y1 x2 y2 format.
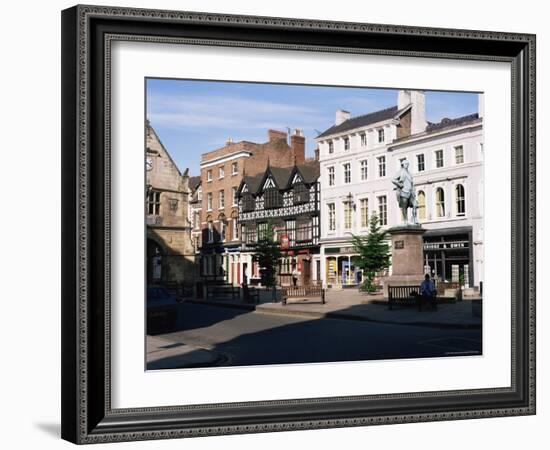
145 122 195 285
199 129 305 285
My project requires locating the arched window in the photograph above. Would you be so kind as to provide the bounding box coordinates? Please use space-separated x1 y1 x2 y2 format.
205 215 213 243
455 184 466 216
218 214 227 242
435 188 446 218
417 190 426 220
231 210 239 241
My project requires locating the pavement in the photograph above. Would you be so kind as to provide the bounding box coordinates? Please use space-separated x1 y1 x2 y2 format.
146 335 227 370
147 288 482 369
185 288 482 329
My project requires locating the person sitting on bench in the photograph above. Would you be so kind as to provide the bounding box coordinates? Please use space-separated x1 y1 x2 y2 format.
420 273 437 310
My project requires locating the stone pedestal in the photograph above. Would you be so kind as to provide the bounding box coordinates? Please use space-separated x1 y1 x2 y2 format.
383 225 426 297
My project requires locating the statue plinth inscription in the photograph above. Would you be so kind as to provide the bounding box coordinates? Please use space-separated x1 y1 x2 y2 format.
383 226 427 297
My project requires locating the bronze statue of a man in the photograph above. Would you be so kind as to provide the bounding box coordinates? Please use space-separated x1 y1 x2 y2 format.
391 159 419 225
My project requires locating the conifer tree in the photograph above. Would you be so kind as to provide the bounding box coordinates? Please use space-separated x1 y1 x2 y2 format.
351 212 391 293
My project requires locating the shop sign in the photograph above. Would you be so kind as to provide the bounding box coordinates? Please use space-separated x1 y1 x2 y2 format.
280 234 290 250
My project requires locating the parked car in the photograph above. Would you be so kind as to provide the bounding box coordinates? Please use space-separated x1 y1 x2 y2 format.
147 286 180 335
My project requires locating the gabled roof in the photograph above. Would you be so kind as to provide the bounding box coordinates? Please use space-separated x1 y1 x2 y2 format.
317 105 408 139
188 175 201 191
238 160 320 196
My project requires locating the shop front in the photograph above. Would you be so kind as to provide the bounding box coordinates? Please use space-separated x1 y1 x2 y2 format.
324 246 363 287
422 227 474 287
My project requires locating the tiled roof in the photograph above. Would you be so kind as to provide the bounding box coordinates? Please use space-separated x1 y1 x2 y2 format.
242 160 320 194
317 105 406 138
426 113 480 132
188 175 201 191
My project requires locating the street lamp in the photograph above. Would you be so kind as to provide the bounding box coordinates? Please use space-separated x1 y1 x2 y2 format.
346 192 356 210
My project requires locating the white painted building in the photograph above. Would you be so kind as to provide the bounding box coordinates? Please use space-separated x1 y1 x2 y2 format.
316 90 484 289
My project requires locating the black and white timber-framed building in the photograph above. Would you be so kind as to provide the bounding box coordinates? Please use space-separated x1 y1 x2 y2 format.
237 160 321 286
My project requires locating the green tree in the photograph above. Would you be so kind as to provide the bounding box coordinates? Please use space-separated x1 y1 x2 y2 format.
351 212 391 293
253 219 282 298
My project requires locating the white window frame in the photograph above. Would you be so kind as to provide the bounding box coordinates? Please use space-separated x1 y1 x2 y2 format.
360 198 369 228
343 163 351 184
455 183 466 216
327 166 335 186
207 192 213 211
377 155 386 178
454 145 465 165
435 149 444 168
206 169 213 182
207 221 214 243
378 128 385 143
344 136 350 151
360 133 367 147
232 187 238 206
416 153 425 172
377 195 387 226
219 190 225 209
360 160 368 181
417 190 426 221
328 141 334 154
343 201 352 229
219 166 225 179
435 186 446 218
327 203 336 231
231 162 238 175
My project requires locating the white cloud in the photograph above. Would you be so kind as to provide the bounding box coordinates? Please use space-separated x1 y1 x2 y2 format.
147 93 326 132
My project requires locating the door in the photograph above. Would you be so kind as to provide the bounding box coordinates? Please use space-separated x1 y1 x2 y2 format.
302 259 311 286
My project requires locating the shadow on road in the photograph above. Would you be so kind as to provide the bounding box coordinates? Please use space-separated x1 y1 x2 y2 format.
150 302 482 370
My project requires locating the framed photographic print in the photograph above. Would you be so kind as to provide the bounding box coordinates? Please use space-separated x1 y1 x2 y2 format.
61 4 536 444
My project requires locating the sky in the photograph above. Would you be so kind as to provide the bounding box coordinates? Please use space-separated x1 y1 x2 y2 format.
146 78 479 176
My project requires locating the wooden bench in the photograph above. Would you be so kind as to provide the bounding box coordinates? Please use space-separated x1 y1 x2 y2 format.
388 285 437 311
282 285 325 305
206 284 239 300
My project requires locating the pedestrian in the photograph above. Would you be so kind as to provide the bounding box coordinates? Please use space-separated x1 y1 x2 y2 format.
420 273 437 310
292 267 298 287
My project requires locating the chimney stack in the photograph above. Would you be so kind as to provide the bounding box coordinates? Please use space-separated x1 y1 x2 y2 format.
268 129 288 142
290 128 305 164
398 90 427 135
335 109 351 126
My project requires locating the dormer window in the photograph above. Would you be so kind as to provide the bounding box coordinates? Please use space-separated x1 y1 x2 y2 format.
293 183 309 204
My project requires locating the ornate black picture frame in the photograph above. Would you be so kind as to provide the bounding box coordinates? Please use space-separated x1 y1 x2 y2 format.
61 4 536 444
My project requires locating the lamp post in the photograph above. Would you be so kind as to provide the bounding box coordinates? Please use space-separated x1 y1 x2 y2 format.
346 192 356 210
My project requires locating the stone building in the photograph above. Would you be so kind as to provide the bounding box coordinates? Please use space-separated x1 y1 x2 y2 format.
199 129 305 285
237 159 320 286
145 122 195 284
188 176 202 254
316 90 484 290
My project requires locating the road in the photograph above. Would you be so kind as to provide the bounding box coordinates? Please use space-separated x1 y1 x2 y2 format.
155 303 482 369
